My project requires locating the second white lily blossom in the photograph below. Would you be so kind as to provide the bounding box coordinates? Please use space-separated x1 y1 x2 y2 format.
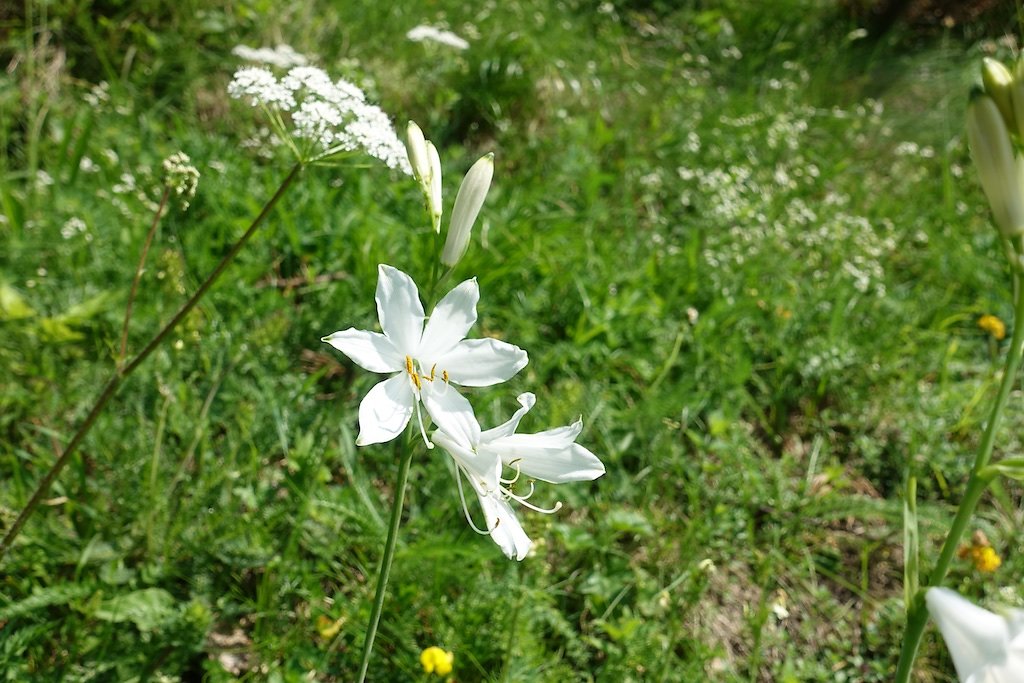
432 392 605 560
322 265 528 447
441 154 494 267
967 92 1024 238
926 587 1024 682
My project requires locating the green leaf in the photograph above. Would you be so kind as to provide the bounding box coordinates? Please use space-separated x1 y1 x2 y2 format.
93 588 177 631
0 282 36 320
903 476 919 613
980 456 1024 482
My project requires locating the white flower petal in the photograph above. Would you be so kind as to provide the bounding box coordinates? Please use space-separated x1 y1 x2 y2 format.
375 265 425 353
927 587 1013 682
421 381 480 446
418 278 479 362
322 328 403 373
480 392 536 441
438 338 528 387
356 374 415 446
477 492 531 561
433 428 500 491
486 431 605 483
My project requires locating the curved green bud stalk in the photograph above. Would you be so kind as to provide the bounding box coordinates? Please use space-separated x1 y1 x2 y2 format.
982 57 1016 134
427 141 443 233
441 153 494 267
967 91 1024 238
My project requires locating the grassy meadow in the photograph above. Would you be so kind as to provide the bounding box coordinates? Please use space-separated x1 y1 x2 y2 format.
1 0 1022 680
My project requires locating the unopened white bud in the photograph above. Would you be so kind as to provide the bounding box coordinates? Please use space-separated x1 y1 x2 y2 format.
427 141 443 233
441 153 494 267
967 92 1024 237
1011 57 1024 141
982 58 1015 133
406 121 430 183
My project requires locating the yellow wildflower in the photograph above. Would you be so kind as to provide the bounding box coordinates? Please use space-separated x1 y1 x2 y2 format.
978 314 1007 341
958 531 1002 573
420 646 454 676
316 614 344 640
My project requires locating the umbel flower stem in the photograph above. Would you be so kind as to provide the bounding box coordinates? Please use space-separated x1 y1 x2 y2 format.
894 270 1024 682
118 184 171 365
0 162 303 562
357 426 416 683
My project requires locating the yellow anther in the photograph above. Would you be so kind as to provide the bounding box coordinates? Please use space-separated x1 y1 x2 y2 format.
405 356 415 374
442 370 449 383
428 363 437 381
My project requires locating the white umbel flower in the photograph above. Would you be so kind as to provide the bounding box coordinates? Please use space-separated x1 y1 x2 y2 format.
232 44 309 69
227 64 410 173
406 25 470 51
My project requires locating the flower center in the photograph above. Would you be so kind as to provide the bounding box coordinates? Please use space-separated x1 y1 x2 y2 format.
404 355 450 391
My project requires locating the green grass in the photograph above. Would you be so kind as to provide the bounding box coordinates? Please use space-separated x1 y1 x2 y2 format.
1 0 1022 680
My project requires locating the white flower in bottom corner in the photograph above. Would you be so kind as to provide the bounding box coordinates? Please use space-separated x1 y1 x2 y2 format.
926 587 1024 683
322 265 527 447
432 392 605 561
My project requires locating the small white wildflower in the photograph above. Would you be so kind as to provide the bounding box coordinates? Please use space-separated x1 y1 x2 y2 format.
34 170 54 187
112 173 136 194
82 81 110 107
227 67 297 110
61 217 88 240
162 152 200 210
293 100 344 149
406 25 470 50
102 148 119 165
79 157 99 173
232 44 309 69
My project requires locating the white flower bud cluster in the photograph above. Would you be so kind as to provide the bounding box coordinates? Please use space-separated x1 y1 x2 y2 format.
227 64 411 173
162 152 200 210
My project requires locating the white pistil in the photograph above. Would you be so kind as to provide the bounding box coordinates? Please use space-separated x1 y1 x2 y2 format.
454 467 496 535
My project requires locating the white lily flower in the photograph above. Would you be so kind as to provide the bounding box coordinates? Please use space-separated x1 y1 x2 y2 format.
926 587 1024 683
322 265 528 447
441 154 494 267
432 392 605 560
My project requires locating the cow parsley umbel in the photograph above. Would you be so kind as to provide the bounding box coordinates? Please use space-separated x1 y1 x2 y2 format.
228 64 411 172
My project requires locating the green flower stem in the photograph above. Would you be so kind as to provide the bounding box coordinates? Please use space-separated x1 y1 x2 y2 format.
119 184 171 365
894 271 1024 682
0 162 303 562
357 427 416 683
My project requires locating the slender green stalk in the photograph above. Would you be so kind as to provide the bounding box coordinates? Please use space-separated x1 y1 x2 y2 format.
0 163 303 561
894 271 1024 682
119 184 171 365
357 427 416 682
